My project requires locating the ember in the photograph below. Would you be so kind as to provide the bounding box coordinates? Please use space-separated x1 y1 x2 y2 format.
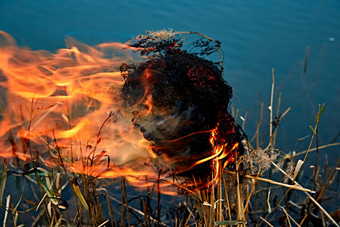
0 30 244 193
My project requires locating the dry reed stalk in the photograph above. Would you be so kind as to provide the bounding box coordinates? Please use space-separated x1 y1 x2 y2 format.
271 161 339 226
269 68 275 149
235 159 245 225
224 170 314 193
260 216 274 227
294 142 340 157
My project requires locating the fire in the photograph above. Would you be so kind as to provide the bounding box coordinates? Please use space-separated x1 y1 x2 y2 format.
0 31 244 194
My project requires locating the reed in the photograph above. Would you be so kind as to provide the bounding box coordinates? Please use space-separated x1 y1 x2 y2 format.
1 85 339 227
0 31 339 226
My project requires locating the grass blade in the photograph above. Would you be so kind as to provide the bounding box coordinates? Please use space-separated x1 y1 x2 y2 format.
72 181 89 212
3 194 10 227
36 177 58 206
315 103 325 123
215 220 247 225
0 160 7 206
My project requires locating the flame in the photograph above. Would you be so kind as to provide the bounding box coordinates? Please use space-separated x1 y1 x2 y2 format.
0 31 242 194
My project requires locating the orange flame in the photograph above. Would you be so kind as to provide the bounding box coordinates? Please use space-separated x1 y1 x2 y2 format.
0 31 240 194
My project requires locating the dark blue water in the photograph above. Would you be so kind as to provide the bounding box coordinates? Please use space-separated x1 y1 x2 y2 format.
0 0 339 159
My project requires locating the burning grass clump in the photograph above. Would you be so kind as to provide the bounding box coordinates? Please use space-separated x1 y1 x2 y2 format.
120 32 244 188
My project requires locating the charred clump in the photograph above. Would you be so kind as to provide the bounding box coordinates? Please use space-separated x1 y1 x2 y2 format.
121 32 245 188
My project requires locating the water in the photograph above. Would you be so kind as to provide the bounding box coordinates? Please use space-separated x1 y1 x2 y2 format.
0 1 338 165
0 0 339 225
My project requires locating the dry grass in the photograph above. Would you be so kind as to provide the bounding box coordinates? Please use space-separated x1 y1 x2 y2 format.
1 78 339 227
0 31 339 226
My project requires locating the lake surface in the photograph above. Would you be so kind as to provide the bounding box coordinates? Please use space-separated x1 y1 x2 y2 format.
0 1 339 162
